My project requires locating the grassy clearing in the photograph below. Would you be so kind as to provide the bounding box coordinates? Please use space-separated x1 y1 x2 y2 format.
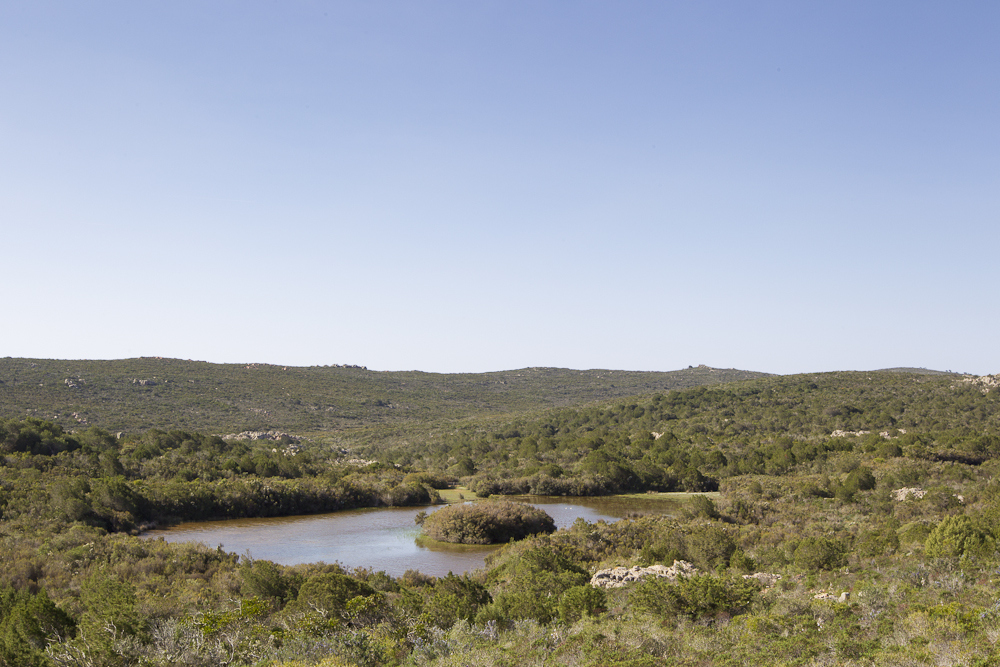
437 486 481 503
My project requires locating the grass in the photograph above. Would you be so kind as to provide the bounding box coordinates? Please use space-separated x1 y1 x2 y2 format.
437 487 481 503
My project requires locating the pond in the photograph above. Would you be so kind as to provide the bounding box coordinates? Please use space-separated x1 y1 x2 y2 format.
142 494 692 577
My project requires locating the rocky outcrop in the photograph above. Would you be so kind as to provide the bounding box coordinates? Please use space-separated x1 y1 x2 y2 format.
590 560 698 589
814 590 850 603
221 430 302 443
742 572 782 588
831 428 906 439
962 374 1000 394
892 487 926 501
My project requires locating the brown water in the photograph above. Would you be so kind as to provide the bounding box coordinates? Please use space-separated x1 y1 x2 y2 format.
142 495 685 577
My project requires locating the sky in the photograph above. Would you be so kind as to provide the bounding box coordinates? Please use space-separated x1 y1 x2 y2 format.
2 2 998 375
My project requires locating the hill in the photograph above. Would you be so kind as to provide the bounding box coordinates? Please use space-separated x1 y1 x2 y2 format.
5 366 1000 665
357 369 998 488
0 357 769 435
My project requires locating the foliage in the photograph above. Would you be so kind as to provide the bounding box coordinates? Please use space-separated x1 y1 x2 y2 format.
925 514 992 558
557 585 606 624
793 536 849 571
0 585 75 667
421 501 556 544
631 574 759 621
0 358 766 435
288 572 376 615
2 366 1000 664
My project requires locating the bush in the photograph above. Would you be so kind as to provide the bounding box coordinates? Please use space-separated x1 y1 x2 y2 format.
420 574 491 629
854 525 900 557
925 515 991 558
421 501 556 544
290 573 375 614
479 544 590 624
242 558 297 605
793 537 848 571
685 495 721 520
557 585 606 624
631 574 758 622
685 524 737 571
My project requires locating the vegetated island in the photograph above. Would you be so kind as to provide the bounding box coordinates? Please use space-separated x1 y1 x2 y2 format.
419 500 556 544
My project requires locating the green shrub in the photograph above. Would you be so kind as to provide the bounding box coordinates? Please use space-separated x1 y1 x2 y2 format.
685 524 737 571
632 574 758 621
729 549 756 573
420 574 491 629
401 471 455 489
242 558 297 605
479 544 590 624
557 585 606 624
290 572 376 614
793 537 847 571
0 585 76 667
685 494 720 519
854 525 900 557
898 520 935 545
925 515 991 558
421 501 556 544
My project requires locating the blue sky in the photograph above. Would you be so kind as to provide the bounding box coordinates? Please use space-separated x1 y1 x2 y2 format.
2 2 998 374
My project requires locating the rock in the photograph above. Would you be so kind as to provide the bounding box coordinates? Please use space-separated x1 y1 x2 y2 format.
813 590 850 603
221 430 302 445
962 374 1000 394
892 487 926 501
742 572 782 588
590 560 698 589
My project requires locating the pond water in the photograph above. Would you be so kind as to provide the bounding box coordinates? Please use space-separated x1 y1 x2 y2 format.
142 494 687 577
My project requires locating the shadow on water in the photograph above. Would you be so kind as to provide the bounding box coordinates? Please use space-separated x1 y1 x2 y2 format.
142 493 689 577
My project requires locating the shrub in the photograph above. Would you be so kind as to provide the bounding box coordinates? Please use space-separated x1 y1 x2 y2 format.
557 585 606 624
421 501 556 545
242 558 297 605
0 585 76 667
631 574 758 621
854 525 900 557
685 524 737 571
925 515 991 558
685 494 721 519
421 574 491 629
479 544 590 624
793 537 848 571
290 573 375 614
401 472 455 489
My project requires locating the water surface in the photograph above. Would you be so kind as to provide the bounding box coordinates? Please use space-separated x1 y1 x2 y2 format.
143 495 683 577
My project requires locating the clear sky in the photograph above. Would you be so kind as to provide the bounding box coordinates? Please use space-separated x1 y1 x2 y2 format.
2 2 998 375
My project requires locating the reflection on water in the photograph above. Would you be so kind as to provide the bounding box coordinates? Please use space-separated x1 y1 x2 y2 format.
142 495 683 577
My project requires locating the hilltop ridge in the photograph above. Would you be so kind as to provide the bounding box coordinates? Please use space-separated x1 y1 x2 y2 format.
0 357 769 435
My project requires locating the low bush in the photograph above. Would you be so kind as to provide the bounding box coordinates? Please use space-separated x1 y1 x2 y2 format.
631 574 759 622
421 501 556 545
793 536 848 570
925 515 991 558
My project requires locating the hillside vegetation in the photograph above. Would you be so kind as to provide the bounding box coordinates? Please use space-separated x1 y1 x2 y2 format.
360 371 997 495
4 366 1000 666
0 357 768 436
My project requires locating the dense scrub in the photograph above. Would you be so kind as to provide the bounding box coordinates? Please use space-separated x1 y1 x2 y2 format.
2 370 1000 665
0 418 440 533
420 501 556 544
0 357 766 434
365 371 1000 497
